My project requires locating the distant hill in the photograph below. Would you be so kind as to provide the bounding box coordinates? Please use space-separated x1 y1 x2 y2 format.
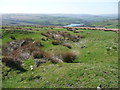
2 14 87 26
51 14 117 22
2 14 117 26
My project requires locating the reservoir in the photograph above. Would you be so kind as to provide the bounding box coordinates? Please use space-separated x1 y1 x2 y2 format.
64 24 84 27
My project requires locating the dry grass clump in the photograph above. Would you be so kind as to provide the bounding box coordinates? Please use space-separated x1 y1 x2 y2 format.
21 40 43 53
52 40 62 45
50 57 63 64
61 51 79 63
33 50 52 59
66 27 76 31
33 51 44 59
33 40 44 47
41 32 50 37
21 38 33 46
62 43 72 49
42 51 52 59
77 35 85 38
2 56 22 69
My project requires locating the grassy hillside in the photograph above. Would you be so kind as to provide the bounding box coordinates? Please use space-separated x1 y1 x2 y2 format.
2 14 117 26
2 26 118 88
91 19 118 29
2 14 87 26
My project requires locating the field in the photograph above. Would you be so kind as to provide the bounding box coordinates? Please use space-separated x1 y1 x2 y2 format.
91 19 118 29
1 26 118 88
2 14 117 27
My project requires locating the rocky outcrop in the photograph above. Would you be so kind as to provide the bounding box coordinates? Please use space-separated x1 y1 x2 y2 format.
2 39 34 55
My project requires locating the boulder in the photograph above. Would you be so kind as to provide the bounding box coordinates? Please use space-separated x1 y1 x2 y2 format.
2 40 25 55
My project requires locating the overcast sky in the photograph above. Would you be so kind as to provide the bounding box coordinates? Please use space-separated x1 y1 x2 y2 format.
0 0 119 15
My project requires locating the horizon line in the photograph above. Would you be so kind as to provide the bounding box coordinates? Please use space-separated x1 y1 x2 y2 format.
1 13 118 15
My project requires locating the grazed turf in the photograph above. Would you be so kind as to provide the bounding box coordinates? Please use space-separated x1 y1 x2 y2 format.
2 26 118 88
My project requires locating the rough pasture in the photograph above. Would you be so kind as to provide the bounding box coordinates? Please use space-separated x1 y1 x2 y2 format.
1 25 118 88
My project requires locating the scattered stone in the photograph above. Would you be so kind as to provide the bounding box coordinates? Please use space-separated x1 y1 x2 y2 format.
2 40 25 55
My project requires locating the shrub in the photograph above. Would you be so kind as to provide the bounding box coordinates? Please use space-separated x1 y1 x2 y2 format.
33 41 43 47
77 35 85 38
10 35 16 40
41 32 48 37
50 57 62 64
74 30 79 33
33 51 44 59
42 51 52 59
62 51 78 63
2 56 22 69
27 75 41 81
52 40 62 45
24 38 33 41
106 47 111 51
62 43 72 49
21 38 33 46
41 37 48 41
33 50 52 59
112 46 117 50
22 44 35 52
22 42 40 53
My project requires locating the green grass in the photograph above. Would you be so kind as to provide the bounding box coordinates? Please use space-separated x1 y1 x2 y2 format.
91 20 118 29
2 26 118 88
2 62 118 88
